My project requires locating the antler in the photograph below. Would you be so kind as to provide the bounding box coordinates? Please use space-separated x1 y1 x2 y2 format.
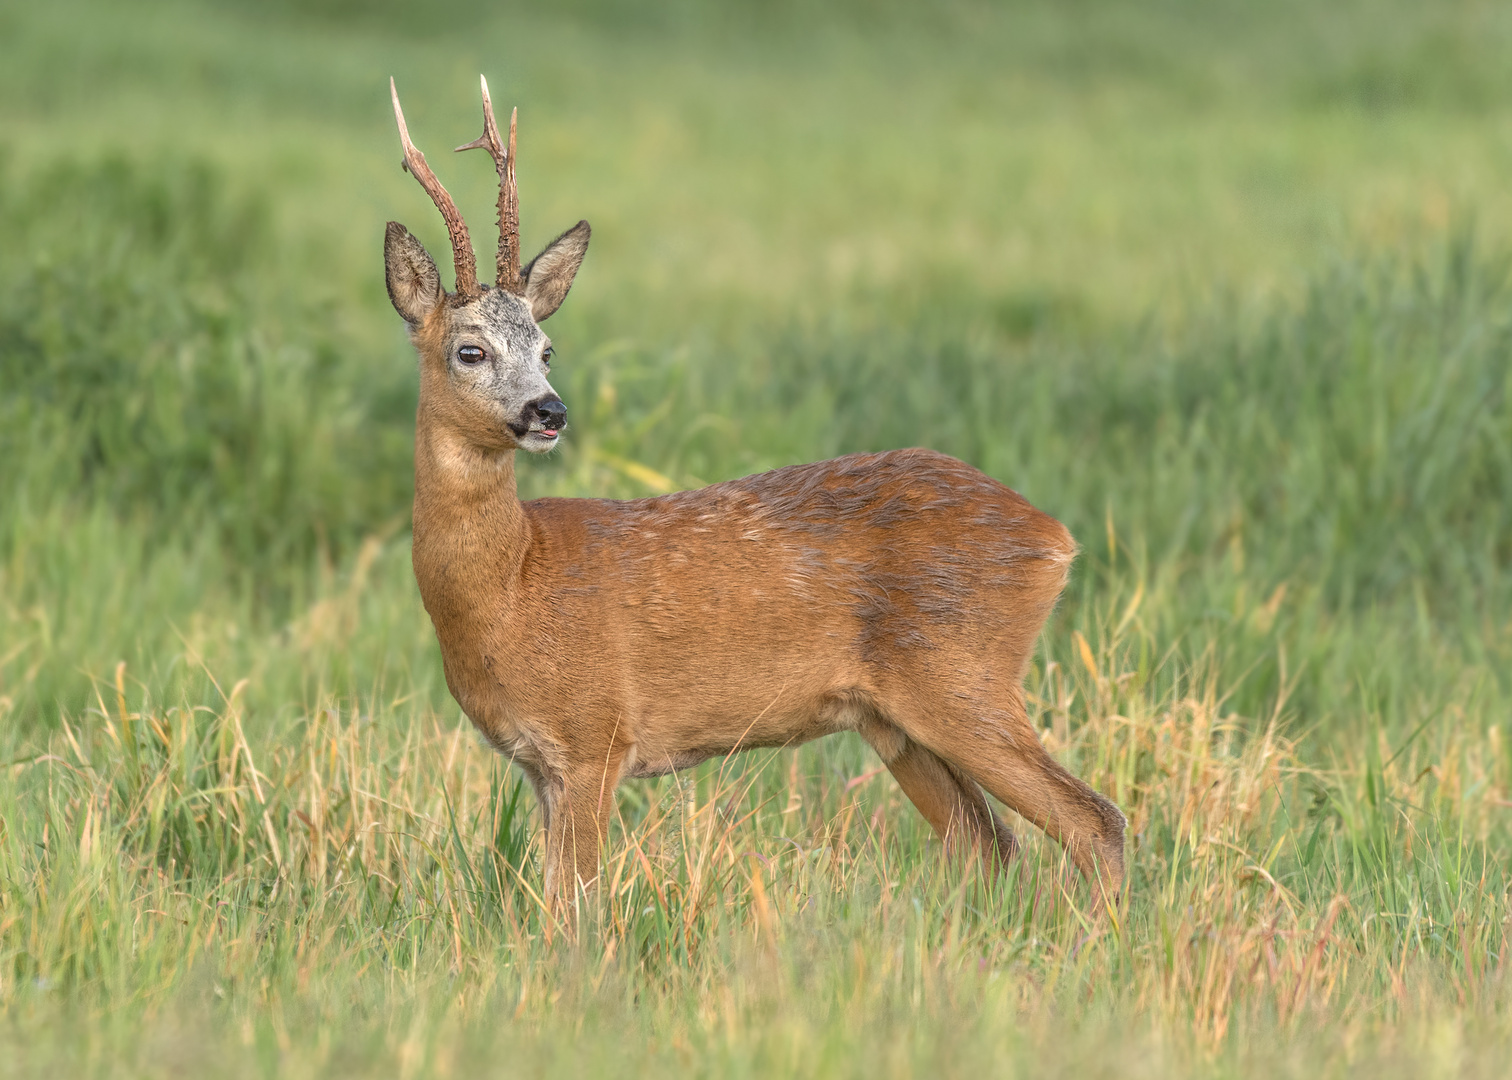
390 77 480 298
456 75 522 293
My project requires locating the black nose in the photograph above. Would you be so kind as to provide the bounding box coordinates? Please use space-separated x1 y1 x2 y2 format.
534 397 567 430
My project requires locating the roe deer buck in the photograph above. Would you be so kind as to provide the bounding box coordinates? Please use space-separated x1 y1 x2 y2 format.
384 76 1127 912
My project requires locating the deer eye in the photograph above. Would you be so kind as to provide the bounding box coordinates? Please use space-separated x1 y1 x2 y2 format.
457 345 485 364
542 345 554 367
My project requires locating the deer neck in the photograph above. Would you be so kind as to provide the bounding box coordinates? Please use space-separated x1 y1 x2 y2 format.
410 406 531 627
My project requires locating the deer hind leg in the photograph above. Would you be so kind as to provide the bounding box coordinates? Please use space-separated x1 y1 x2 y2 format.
946 700 1126 907
889 692 1126 907
864 727 1017 870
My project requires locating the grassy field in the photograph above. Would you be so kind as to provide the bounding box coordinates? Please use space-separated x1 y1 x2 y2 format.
2 0 1510 1075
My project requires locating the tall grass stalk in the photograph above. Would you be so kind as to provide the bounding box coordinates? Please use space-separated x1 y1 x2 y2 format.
1 589 1507 1074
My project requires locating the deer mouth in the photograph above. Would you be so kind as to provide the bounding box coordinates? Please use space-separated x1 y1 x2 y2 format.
509 420 564 449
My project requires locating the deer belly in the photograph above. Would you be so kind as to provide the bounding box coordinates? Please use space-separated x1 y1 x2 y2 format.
614 647 875 779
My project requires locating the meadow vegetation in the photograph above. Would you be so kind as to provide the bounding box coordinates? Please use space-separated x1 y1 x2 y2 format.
1 0 1510 1075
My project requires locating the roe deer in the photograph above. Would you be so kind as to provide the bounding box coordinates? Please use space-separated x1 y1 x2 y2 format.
384 77 1127 913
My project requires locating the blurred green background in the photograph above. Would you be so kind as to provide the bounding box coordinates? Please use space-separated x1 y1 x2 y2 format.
3 0 1508 733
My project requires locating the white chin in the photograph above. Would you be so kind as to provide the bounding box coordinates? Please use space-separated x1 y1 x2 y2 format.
521 431 560 453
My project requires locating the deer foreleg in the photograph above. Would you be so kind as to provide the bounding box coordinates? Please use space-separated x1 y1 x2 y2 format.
540 753 623 916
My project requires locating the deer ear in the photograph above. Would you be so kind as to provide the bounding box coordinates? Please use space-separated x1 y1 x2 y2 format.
385 221 443 325
523 220 590 322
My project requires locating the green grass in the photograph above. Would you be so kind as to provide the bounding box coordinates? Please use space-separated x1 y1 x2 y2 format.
2 0 1510 1075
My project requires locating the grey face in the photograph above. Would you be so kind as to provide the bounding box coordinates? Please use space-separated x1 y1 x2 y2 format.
384 218 591 454
445 290 564 453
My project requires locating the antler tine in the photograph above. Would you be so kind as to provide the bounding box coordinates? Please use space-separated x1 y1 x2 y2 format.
390 77 479 298
456 75 522 293
504 106 520 290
